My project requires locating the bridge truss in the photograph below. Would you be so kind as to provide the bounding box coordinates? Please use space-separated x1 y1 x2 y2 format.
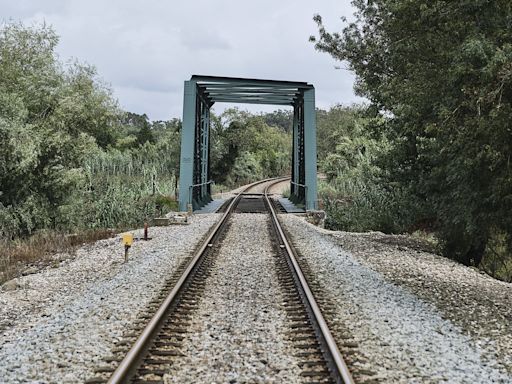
178 75 317 211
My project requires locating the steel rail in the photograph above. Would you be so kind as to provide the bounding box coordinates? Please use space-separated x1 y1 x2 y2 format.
264 182 355 384
107 177 284 384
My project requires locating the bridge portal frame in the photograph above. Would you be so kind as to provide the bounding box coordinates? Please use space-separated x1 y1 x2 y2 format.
179 75 317 211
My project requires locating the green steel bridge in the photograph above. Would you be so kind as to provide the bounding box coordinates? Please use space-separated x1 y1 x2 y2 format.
178 75 317 211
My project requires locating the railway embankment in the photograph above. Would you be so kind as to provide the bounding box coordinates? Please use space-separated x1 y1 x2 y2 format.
1 201 511 383
281 214 512 383
0 215 220 383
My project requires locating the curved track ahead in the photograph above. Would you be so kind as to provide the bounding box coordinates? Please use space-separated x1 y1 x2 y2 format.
101 178 354 384
263 181 354 384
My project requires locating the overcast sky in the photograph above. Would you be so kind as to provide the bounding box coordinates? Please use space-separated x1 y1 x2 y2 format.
1 0 362 121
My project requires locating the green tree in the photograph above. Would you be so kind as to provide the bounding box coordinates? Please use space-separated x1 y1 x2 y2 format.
311 2 512 267
209 108 291 186
261 109 293 133
121 112 156 146
0 22 121 237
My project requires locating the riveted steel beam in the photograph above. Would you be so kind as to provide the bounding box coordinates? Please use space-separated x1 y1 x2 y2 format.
199 84 300 91
206 90 299 96
192 75 313 88
303 88 317 210
196 86 214 107
292 104 299 196
212 98 293 106
179 80 197 211
179 76 318 212
210 96 296 102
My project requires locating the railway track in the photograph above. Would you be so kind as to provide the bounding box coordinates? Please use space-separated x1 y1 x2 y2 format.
89 178 354 384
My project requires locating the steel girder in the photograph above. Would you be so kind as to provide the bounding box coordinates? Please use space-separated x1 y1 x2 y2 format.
179 75 317 211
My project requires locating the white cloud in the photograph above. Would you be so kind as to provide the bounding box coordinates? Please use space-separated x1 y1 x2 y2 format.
1 0 363 120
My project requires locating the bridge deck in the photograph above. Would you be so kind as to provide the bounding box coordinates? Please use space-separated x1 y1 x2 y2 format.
194 198 227 214
278 197 305 213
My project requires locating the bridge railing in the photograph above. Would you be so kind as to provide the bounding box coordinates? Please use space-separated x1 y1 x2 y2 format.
188 180 214 206
291 180 308 206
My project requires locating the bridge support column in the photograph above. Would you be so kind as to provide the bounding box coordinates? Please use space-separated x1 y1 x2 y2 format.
179 80 196 211
200 105 210 199
303 88 317 210
179 80 213 211
290 89 317 210
291 105 299 197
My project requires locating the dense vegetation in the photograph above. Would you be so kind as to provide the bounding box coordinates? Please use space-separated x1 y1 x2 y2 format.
3 3 512 284
209 109 291 187
0 23 181 241
311 1 512 281
0 23 291 270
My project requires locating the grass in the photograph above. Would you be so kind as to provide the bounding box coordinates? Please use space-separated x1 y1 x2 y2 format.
479 232 512 283
0 150 179 285
0 229 115 285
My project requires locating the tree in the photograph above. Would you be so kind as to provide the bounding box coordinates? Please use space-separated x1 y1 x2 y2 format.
208 108 292 185
317 106 365 165
311 2 512 266
261 109 293 133
122 112 155 146
0 22 121 237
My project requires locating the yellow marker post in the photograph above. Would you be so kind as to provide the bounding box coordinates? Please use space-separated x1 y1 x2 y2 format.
122 233 133 263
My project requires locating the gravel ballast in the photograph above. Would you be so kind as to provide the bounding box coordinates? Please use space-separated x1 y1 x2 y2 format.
0 214 221 383
280 214 512 383
164 213 303 383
